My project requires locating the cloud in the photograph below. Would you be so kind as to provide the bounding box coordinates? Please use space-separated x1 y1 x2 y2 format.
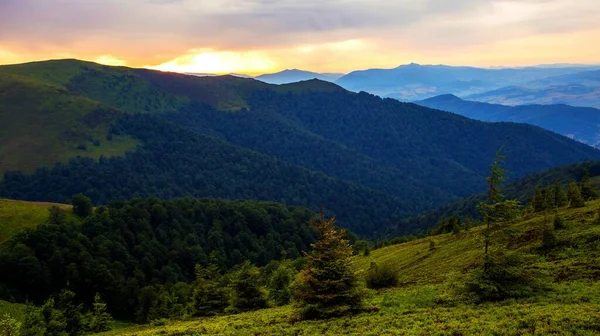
0 0 598 70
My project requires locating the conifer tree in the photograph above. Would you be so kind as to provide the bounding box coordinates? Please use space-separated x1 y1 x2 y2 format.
268 262 295 306
192 264 228 316
22 304 45 336
580 169 599 201
568 182 585 208
227 260 268 312
293 215 364 319
86 293 113 333
57 289 84 336
553 181 568 208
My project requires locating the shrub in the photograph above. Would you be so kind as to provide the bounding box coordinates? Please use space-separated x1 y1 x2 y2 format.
553 215 565 230
465 253 540 302
541 226 558 250
227 261 268 312
268 263 295 306
0 314 20 336
365 262 398 289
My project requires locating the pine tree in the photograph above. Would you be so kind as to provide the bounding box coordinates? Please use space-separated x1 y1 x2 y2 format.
553 181 568 208
268 262 295 306
532 186 547 213
580 169 599 201
86 293 113 333
293 215 364 319
568 182 585 208
41 297 67 336
192 264 228 316
469 150 535 301
22 304 45 336
57 289 84 336
227 260 268 312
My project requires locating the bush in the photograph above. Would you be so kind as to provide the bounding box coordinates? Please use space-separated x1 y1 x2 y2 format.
268 262 295 306
0 314 20 336
227 261 268 312
553 215 565 230
365 262 398 289
541 226 558 250
465 253 540 302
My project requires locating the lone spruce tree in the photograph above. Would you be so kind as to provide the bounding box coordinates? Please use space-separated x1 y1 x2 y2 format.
580 169 599 201
468 149 537 301
568 182 585 208
293 215 363 319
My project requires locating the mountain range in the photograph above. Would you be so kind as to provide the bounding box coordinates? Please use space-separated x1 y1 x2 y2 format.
333 63 600 103
1 59 600 235
416 94 600 147
254 69 344 84
465 70 600 108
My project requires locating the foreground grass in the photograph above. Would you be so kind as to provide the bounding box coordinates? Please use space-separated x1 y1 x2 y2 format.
0 300 26 322
99 200 600 335
100 282 600 335
0 198 70 243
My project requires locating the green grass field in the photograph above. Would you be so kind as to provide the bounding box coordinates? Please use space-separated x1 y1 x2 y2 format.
0 300 26 322
0 199 70 243
98 200 600 335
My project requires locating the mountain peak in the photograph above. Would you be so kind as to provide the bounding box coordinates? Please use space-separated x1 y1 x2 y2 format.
418 94 462 103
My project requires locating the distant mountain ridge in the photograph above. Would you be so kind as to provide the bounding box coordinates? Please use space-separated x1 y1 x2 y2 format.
466 70 600 108
2 59 600 235
416 94 600 147
255 69 344 84
333 63 600 102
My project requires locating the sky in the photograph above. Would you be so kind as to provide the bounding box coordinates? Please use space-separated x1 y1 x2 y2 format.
0 0 599 75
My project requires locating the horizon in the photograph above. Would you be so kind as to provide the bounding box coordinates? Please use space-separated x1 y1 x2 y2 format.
1 0 599 75
2 58 599 77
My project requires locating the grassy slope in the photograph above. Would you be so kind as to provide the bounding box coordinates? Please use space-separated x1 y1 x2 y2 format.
101 200 600 335
0 198 71 243
0 300 26 322
0 59 346 175
0 72 138 174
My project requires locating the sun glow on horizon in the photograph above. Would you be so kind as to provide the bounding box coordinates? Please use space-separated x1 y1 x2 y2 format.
145 49 277 75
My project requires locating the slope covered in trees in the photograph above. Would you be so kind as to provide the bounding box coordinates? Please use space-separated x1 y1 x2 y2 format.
99 197 600 335
416 94 600 147
2 59 600 235
0 197 317 320
395 161 600 234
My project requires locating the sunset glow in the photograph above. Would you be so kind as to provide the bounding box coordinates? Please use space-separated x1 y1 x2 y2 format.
0 0 598 73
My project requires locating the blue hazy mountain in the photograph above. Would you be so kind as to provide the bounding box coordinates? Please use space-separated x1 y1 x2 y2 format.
416 94 600 147
466 70 600 108
255 69 344 84
335 63 599 101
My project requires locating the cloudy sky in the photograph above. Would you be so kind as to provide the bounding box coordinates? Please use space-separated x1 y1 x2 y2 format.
1 0 599 74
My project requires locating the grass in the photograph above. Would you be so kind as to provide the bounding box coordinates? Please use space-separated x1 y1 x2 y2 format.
0 300 26 322
98 200 600 335
0 69 139 174
0 198 71 243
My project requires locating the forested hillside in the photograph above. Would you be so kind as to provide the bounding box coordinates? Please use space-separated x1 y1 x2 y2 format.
98 195 600 335
2 59 600 235
417 94 600 147
394 161 600 234
0 197 317 320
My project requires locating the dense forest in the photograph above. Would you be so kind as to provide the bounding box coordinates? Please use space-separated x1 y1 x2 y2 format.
0 197 318 320
2 60 600 236
0 114 408 236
